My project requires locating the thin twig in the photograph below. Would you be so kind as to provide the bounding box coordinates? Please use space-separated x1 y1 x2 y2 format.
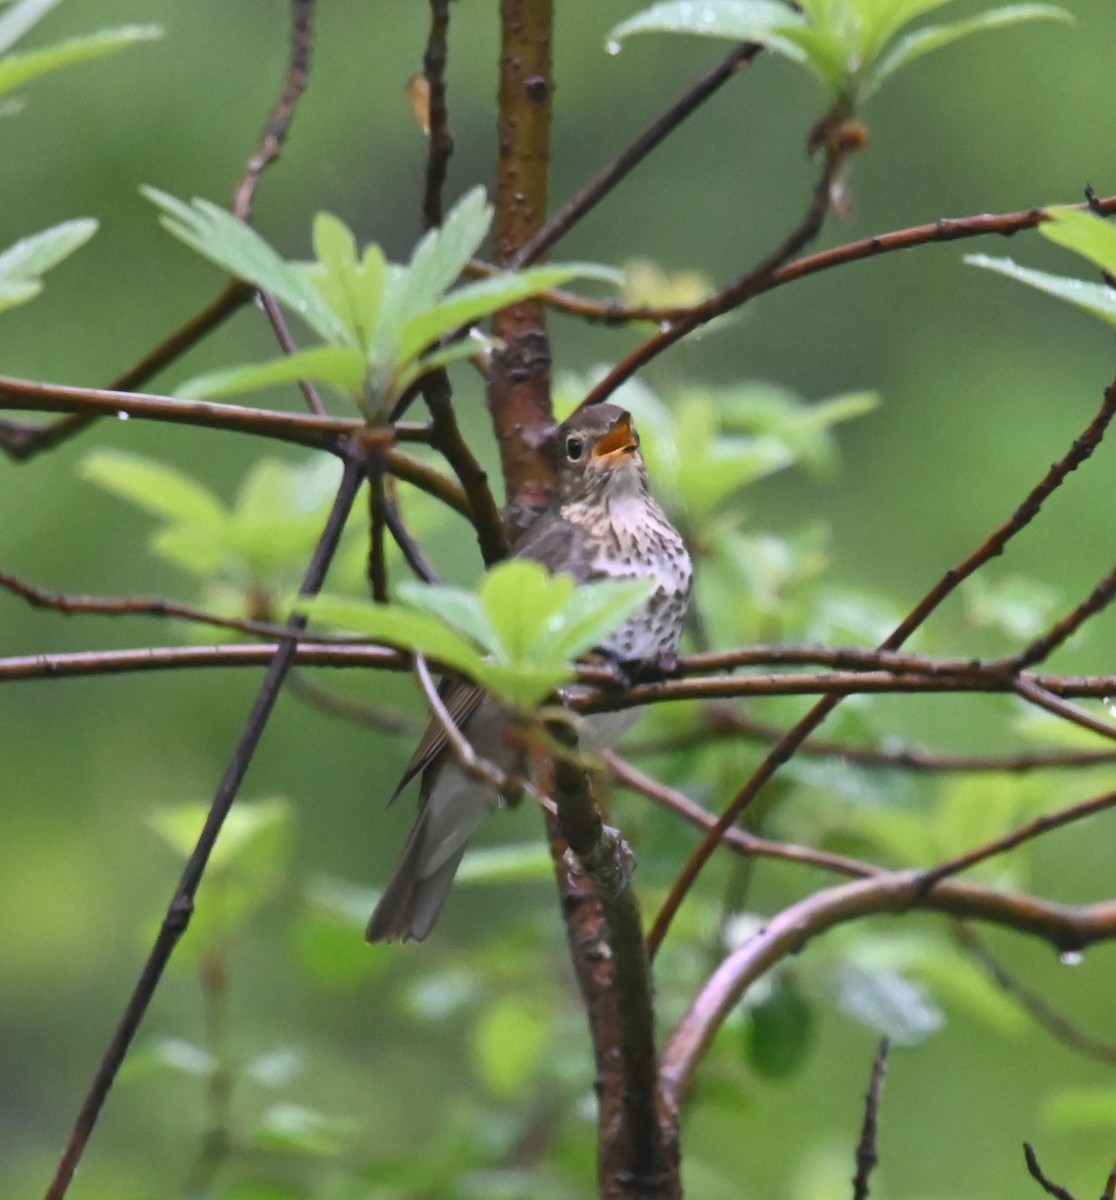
1014 677 1116 744
917 786 1116 892
422 370 508 563
367 452 389 603
421 0 453 231
518 190 1116 326
627 702 1116 774
232 0 315 221
579 137 846 411
0 570 356 643
513 43 761 268
851 1040 889 1200
383 479 439 583
288 672 419 735
43 455 365 1200
997 562 1116 671
646 375 1116 958
0 283 250 461
1023 1144 1078 1200
953 922 1116 1067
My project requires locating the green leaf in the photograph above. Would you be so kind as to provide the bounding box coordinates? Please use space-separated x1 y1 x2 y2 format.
142 187 352 346
471 998 549 1098
0 278 39 312
307 212 386 351
1040 206 1116 276
397 580 502 655
81 449 229 528
403 185 493 313
300 594 489 679
966 253 1116 327
607 1 810 65
396 265 606 363
0 25 162 100
175 345 367 400
867 4 1069 95
745 981 815 1079
0 218 97 280
0 0 63 57
0 218 97 311
542 577 655 663
480 561 575 663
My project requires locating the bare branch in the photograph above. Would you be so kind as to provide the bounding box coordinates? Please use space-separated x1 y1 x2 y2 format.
1024 1144 1078 1200
513 43 761 268
852 1040 889 1200
646 374 1116 958
421 0 454 231
43 454 365 1200
660 873 1116 1111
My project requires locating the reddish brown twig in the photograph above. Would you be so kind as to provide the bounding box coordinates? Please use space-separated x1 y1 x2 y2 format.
0 283 250 461
646 375 1116 958
423 371 508 564
43 455 365 1200
5 1 320 465
852 1040 889 1200
526 190 1116 327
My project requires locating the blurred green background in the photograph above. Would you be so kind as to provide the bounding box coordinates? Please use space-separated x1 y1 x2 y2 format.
3 1 1116 1197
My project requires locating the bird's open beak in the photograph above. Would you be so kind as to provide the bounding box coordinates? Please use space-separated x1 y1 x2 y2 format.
591 414 638 463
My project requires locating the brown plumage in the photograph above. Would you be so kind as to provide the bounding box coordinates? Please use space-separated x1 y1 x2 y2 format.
367 403 692 942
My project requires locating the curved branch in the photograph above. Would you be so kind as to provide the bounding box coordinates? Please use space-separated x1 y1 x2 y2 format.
661 873 1116 1112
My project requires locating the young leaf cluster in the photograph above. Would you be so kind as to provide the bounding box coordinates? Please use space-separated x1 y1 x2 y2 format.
0 218 96 313
608 0 1067 106
144 185 615 417
303 561 654 712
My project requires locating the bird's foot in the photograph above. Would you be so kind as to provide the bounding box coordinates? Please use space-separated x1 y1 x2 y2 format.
591 647 680 688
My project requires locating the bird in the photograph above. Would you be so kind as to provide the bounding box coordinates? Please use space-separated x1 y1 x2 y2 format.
366 403 692 942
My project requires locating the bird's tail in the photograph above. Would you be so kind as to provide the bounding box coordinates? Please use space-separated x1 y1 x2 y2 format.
366 762 491 942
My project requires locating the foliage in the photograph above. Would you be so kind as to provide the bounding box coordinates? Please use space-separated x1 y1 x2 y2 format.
149 186 617 417
304 562 653 712
607 0 1067 105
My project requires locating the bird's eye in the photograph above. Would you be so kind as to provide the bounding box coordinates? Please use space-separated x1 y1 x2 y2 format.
565 437 583 461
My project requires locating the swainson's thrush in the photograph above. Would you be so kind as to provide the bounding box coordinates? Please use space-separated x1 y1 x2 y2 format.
367 403 692 942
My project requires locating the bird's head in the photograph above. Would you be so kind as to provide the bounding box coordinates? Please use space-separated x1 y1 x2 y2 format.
553 404 647 503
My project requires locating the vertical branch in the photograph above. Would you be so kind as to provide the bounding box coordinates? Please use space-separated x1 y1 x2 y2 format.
851 1040 889 1200
42 455 366 1200
547 745 681 1200
422 0 454 231
488 0 556 528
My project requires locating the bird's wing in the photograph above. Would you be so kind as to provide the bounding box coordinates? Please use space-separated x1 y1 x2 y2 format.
391 676 485 801
389 513 591 801
511 512 594 581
